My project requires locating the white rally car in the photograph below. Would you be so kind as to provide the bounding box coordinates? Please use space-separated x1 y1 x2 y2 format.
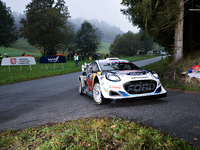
78 58 167 104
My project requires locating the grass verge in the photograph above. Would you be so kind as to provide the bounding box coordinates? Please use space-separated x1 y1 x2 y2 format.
0 117 199 150
142 53 200 92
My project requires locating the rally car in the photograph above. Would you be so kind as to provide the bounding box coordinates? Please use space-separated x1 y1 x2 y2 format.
78 58 167 104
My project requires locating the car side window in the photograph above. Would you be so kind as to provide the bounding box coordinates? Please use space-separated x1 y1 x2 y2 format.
92 62 99 73
87 64 93 73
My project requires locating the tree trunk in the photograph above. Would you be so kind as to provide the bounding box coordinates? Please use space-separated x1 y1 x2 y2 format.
174 0 184 61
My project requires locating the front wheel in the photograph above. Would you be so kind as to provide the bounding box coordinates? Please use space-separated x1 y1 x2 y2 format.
78 79 84 95
92 83 106 105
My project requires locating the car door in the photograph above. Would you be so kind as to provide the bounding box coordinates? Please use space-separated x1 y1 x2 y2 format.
85 62 99 95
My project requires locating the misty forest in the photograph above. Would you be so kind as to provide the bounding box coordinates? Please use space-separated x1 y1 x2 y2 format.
1 0 200 60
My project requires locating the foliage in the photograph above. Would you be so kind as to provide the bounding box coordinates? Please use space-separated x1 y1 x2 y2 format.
75 21 102 55
109 31 154 56
183 0 200 56
0 117 198 149
97 42 112 54
139 29 154 53
0 0 19 48
121 0 180 52
20 0 74 56
142 53 200 91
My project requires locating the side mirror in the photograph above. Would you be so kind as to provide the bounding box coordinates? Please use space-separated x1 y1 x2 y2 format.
82 72 86 75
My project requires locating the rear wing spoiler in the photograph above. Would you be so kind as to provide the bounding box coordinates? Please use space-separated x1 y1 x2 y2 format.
82 63 90 72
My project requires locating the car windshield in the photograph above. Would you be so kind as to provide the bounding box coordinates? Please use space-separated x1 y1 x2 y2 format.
99 61 140 71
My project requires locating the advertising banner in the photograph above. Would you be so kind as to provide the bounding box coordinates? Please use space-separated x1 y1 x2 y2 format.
1 57 36 66
39 56 66 63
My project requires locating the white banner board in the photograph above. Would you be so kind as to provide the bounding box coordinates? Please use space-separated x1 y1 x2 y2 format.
1 57 36 66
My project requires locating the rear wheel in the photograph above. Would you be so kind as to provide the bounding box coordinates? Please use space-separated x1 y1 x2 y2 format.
78 79 84 95
92 82 106 104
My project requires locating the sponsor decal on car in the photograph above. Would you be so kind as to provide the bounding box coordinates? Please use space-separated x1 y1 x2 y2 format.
99 60 130 64
119 70 146 76
109 85 121 89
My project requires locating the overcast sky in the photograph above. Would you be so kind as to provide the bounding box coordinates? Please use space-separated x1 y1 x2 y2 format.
3 0 139 33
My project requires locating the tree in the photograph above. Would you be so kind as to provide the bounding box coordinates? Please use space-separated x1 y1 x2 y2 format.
0 0 18 47
174 0 184 61
138 29 154 53
20 0 74 56
183 0 200 56
109 31 142 56
121 0 182 60
75 21 102 55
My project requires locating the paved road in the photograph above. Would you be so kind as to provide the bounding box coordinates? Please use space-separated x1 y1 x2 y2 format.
0 57 200 147
134 56 165 67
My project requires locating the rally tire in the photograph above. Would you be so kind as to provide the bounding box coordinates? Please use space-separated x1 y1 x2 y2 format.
78 79 84 95
92 82 106 105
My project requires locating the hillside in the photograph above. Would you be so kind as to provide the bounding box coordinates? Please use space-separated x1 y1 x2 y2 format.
0 39 111 57
69 18 124 42
12 12 124 42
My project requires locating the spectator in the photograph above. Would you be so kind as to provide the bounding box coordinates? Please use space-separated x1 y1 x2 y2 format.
97 53 99 60
70 53 73 61
67 53 70 61
0 53 3 63
92 53 95 60
4 53 8 58
82 53 85 61
73 52 79 67
22 52 26 56
105 53 108 59
86 53 89 60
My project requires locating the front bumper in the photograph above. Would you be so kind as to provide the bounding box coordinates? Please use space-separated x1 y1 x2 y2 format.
100 78 167 100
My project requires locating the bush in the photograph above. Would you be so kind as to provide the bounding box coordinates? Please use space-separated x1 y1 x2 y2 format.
142 52 200 91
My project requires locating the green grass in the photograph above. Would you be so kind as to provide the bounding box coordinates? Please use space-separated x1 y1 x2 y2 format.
1 39 111 58
0 60 86 85
11 38 41 53
0 39 41 57
0 117 198 150
0 47 41 58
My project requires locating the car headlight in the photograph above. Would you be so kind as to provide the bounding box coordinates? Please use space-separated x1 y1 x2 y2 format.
152 71 159 79
106 73 121 81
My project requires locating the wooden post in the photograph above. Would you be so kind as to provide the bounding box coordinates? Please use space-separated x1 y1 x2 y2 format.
29 65 32 71
45 64 48 70
8 66 10 72
54 63 55 69
20 65 22 71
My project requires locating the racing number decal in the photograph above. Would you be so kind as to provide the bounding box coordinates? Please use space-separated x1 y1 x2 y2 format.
86 73 97 92
86 74 93 91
